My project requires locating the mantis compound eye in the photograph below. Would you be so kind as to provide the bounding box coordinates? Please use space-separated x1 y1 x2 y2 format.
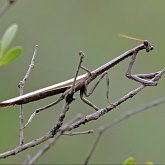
143 40 154 52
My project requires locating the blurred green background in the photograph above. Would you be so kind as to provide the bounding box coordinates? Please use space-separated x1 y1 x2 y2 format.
0 0 164 164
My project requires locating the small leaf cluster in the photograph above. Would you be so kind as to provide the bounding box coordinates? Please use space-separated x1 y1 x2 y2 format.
0 24 22 66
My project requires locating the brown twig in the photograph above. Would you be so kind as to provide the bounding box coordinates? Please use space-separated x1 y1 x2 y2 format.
18 45 38 145
19 45 38 86
84 132 102 165
0 0 16 17
0 133 51 158
63 130 94 136
49 101 70 136
23 132 62 165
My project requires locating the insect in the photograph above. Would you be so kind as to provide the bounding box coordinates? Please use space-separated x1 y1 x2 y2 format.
0 35 158 108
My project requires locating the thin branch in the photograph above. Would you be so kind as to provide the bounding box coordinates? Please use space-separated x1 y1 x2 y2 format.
63 130 94 136
23 132 62 165
49 101 70 136
83 96 165 164
0 134 51 158
19 104 24 145
23 155 31 165
84 132 102 165
0 0 16 17
18 45 38 145
19 45 38 85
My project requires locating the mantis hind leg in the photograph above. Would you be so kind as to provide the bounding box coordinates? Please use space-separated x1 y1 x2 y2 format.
80 71 112 111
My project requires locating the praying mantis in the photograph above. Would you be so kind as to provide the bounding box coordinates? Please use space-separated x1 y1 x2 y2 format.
0 35 159 110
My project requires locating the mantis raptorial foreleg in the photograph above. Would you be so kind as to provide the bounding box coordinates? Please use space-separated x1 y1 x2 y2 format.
126 51 158 86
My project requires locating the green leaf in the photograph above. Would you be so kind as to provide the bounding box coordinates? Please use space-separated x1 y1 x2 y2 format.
123 157 136 165
0 46 22 66
0 24 18 56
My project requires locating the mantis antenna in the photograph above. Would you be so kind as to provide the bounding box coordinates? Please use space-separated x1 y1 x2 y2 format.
118 34 144 43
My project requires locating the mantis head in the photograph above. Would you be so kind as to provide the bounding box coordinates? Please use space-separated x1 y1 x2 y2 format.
118 34 154 52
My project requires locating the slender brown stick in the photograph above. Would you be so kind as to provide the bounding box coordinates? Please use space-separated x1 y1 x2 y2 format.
63 130 94 136
18 45 38 145
0 0 16 17
0 134 51 158
24 132 62 165
19 45 38 85
84 132 102 165
50 101 70 136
